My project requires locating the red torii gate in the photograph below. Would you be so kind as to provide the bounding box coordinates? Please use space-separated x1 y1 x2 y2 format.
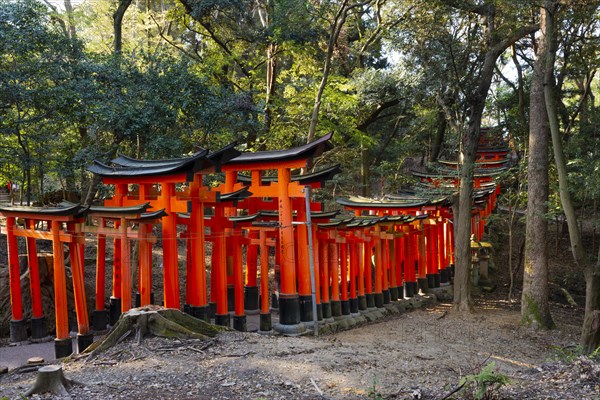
214 132 334 333
88 145 238 321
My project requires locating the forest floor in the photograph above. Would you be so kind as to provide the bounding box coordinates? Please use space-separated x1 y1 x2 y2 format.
1 293 598 400
1 218 600 399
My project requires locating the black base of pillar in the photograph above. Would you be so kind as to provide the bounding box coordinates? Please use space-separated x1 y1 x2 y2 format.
109 297 121 326
398 285 404 299
341 300 350 315
366 293 375 308
451 264 455 277
227 286 235 312
418 278 429 293
358 295 367 310
279 295 301 325
441 268 450 283
209 302 216 319
54 338 72 359
434 273 441 288
134 292 156 307
91 310 109 331
191 306 210 322
271 293 279 310
183 304 191 315
260 313 272 331
374 293 384 308
10 319 28 342
215 314 230 327
383 289 391 304
76 333 94 353
299 295 313 322
322 302 332 319
233 315 247 332
389 287 399 302
426 274 436 288
244 286 259 313
331 300 342 317
350 298 359 314
405 281 417 297
30 316 47 339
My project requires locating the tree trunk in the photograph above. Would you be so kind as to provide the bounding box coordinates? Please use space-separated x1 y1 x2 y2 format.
430 106 446 161
113 0 133 54
542 1 598 349
581 265 600 353
521 3 554 329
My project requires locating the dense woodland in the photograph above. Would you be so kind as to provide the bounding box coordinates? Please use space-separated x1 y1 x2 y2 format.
1 0 599 353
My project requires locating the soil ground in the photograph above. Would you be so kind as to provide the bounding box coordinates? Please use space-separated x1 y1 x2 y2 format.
1 293 598 400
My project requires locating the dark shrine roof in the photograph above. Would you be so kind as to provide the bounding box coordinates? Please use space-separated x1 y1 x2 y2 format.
88 149 211 179
227 132 333 165
0 202 86 217
336 196 432 209
237 164 341 185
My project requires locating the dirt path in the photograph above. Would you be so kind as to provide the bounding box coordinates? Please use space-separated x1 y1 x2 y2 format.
1 296 596 400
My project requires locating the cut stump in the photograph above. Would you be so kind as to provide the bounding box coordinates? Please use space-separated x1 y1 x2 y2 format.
24 365 77 398
85 305 229 358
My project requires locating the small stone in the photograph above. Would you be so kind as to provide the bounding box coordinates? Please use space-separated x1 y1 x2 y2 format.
221 381 236 387
27 357 44 365
0 366 8 375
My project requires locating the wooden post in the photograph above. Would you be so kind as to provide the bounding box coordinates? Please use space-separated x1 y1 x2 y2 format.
51 221 71 358
161 182 180 309
259 229 271 331
7 216 26 342
339 240 350 315
373 225 384 308
276 167 300 327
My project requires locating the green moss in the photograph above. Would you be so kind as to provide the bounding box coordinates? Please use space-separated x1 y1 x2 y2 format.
521 294 555 329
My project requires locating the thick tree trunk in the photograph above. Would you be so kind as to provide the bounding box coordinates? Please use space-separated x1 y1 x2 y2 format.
541 1 598 349
521 5 554 329
581 265 600 353
430 107 446 162
113 0 133 54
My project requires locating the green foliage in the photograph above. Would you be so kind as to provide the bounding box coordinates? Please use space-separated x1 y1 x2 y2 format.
458 362 510 400
367 375 384 400
550 344 600 363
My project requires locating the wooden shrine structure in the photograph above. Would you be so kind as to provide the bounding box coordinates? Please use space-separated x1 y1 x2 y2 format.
0 132 508 359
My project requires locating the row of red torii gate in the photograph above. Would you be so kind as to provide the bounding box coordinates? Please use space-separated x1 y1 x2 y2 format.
1 132 506 358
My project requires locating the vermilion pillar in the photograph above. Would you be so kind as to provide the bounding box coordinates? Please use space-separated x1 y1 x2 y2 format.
348 238 359 313
68 223 93 353
7 216 26 342
357 233 367 310
403 226 417 297
339 240 350 315
52 221 71 358
138 223 152 307
277 167 301 326
373 225 384 308
232 229 246 331
213 207 230 327
310 226 322 321
382 235 391 304
244 229 259 314
161 182 180 309
259 229 272 331
364 238 374 308
296 205 313 323
320 238 331 319
416 222 428 293
189 175 209 320
388 236 398 301
329 241 341 317
26 219 46 339
425 222 439 288
91 218 108 331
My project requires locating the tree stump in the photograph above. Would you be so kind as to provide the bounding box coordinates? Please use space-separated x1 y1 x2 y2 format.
85 305 229 358
24 365 77 397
